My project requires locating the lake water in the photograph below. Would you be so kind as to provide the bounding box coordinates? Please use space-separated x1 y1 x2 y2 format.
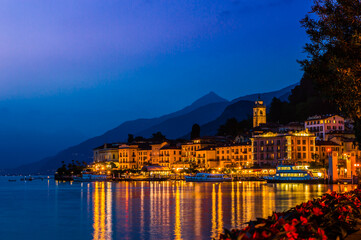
0 176 356 240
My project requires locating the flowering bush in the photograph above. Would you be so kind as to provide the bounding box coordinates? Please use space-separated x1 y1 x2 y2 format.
219 187 361 240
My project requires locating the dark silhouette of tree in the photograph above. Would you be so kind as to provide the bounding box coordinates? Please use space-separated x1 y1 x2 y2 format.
268 97 287 124
127 134 134 143
217 118 252 138
151 132 166 142
299 0 361 144
190 123 201 140
267 74 338 123
134 136 146 142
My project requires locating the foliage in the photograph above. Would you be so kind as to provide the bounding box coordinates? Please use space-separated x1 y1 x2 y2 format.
56 160 87 176
151 131 167 142
218 118 252 138
134 136 146 141
268 75 338 124
127 134 134 143
299 0 361 144
191 123 201 140
219 187 361 240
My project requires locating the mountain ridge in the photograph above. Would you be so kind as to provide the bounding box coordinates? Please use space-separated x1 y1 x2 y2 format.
11 83 298 174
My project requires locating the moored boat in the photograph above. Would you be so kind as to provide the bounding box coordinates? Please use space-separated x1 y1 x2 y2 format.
264 164 322 183
185 173 232 182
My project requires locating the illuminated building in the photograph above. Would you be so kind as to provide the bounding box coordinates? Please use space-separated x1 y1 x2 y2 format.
93 143 121 168
315 140 342 165
181 138 219 163
150 142 169 165
159 144 182 167
251 130 316 166
119 144 140 169
215 143 252 168
195 147 217 168
304 114 345 139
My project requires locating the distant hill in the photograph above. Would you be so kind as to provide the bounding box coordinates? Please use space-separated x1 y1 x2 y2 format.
184 100 254 138
231 83 298 105
12 83 298 174
136 102 229 139
13 92 230 174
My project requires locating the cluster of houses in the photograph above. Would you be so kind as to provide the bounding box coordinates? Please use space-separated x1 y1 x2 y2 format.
91 99 360 174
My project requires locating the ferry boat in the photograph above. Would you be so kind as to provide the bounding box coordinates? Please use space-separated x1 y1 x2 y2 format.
264 164 322 183
185 173 232 182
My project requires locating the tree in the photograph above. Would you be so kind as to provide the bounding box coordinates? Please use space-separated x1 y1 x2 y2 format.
299 0 361 144
151 131 166 142
190 123 200 140
218 118 240 137
127 134 134 143
217 118 252 138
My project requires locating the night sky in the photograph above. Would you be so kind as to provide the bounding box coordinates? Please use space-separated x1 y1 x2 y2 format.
0 0 313 168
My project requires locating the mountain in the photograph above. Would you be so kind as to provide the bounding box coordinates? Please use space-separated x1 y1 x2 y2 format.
13 92 230 174
231 83 299 105
136 102 229 139
185 100 254 138
12 83 298 174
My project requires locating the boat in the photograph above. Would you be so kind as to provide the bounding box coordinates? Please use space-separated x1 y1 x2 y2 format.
185 173 232 182
264 164 322 183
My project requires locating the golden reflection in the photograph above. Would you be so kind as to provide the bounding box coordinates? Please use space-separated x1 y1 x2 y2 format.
140 182 144 238
236 182 241 229
174 182 182 240
194 184 201 238
231 182 235 229
211 184 217 239
217 184 223 236
92 182 112 240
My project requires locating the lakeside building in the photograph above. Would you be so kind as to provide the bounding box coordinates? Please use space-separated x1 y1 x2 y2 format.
93 143 121 167
251 130 316 166
304 114 345 140
181 137 228 163
315 140 342 166
215 143 253 168
159 144 182 168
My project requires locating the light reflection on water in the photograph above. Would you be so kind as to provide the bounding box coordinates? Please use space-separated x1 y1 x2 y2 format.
88 181 355 240
0 177 356 240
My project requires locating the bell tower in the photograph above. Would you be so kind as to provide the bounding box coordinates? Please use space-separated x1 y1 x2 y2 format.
253 97 266 128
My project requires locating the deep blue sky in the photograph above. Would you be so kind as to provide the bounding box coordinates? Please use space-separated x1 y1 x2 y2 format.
0 0 313 168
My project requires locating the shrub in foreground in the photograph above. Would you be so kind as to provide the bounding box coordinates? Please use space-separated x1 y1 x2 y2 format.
220 187 361 240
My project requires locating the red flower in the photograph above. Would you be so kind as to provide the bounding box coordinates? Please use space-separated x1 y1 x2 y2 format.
291 218 299 226
317 228 327 240
253 231 260 239
300 216 308 225
284 223 298 239
261 231 271 238
296 207 303 214
286 232 298 240
312 207 323 216
284 223 296 232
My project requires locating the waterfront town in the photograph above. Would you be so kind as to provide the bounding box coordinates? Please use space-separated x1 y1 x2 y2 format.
85 99 360 183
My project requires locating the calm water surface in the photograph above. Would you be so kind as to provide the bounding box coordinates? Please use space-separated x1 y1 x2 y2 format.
0 177 356 240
